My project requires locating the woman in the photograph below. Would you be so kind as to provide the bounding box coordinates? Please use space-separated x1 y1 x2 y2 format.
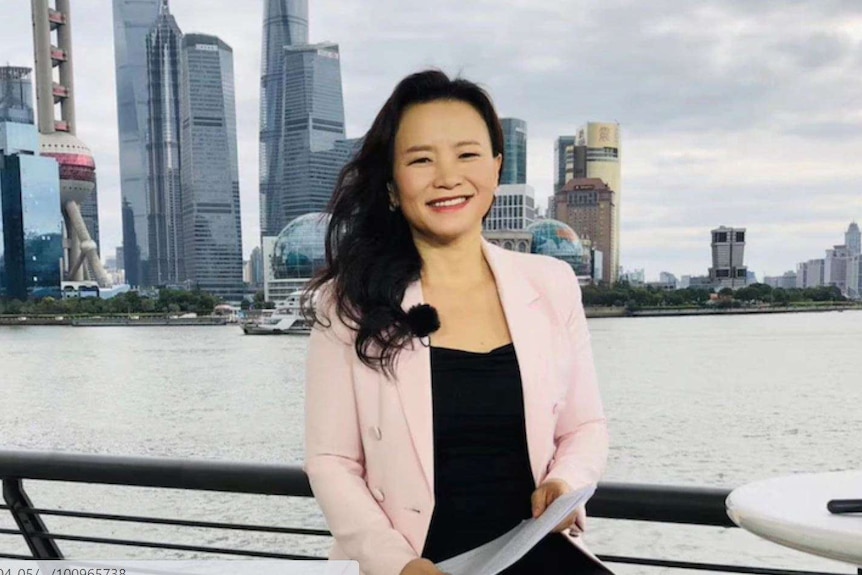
303 70 611 575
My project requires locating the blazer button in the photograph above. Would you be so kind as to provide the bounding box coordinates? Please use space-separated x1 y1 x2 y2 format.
372 426 382 440
552 402 560 414
371 487 385 502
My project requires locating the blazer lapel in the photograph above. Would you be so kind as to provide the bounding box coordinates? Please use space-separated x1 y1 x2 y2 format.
394 279 435 498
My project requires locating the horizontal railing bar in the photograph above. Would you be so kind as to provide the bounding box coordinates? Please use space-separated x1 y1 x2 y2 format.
8 506 330 537
0 449 735 526
0 553 36 560
0 450 312 496
25 531 321 560
599 554 851 575
0 528 24 536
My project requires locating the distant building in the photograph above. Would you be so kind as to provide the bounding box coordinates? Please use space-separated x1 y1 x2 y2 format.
247 245 264 288
553 123 621 282
112 0 161 288
619 268 645 287
258 0 309 238
679 275 691 289
484 184 537 231
797 258 825 289
500 118 526 185
824 245 849 294
483 230 531 253
0 66 35 124
846 222 861 257
179 33 244 302
764 271 797 290
846 254 862 299
115 246 125 271
145 2 185 285
0 79 64 299
552 178 614 284
263 212 329 303
526 219 594 283
709 226 748 289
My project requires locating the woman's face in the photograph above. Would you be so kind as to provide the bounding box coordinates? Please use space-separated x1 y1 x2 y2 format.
391 100 502 246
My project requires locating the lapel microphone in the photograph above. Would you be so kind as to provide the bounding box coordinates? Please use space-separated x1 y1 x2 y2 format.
404 304 440 347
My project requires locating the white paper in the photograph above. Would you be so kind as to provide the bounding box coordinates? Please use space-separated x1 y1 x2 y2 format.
436 484 596 575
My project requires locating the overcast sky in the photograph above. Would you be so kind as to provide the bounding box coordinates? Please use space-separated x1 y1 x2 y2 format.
4 0 862 280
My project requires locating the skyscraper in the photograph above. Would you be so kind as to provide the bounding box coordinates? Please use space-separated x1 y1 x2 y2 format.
709 226 748 289
277 42 348 225
846 222 861 257
577 123 621 284
112 0 160 286
259 0 309 238
145 1 184 285
179 34 244 300
31 0 110 287
553 177 615 284
0 67 34 124
0 67 64 300
500 118 526 185
483 184 537 231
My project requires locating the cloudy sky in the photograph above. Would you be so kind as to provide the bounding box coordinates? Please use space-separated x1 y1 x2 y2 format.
4 0 862 280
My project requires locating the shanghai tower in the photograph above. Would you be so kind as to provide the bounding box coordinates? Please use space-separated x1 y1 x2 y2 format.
259 0 308 238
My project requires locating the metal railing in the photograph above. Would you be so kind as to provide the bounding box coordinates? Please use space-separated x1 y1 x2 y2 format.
0 450 854 574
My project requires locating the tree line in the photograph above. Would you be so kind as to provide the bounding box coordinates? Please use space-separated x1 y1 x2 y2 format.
582 283 847 309
0 289 223 316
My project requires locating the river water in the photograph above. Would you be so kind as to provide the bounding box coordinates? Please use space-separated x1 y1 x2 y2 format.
1 312 860 573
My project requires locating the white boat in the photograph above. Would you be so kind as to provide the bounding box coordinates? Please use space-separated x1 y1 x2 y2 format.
241 291 312 335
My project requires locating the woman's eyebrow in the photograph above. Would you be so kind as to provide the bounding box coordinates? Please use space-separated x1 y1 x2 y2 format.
404 140 481 154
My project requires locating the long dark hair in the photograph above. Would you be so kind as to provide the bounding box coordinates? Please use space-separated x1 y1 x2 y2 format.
302 69 505 378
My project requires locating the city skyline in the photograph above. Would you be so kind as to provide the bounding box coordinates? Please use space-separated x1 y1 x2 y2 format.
3 1 862 279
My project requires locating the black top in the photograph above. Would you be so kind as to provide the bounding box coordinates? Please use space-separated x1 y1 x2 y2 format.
421 343 608 574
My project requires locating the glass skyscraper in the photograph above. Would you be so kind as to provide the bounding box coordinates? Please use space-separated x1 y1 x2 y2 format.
112 0 160 286
500 118 527 185
259 0 309 238
145 2 184 285
179 34 244 301
277 43 349 224
0 68 63 300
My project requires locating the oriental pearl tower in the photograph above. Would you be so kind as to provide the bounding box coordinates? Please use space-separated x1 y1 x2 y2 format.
31 0 110 286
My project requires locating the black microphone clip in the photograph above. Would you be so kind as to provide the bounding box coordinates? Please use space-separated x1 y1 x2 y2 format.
404 303 440 347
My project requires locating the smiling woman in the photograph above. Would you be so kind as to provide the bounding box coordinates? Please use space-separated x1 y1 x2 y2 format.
301 70 611 575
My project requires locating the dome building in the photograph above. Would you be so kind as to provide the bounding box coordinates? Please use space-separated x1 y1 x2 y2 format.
263 212 330 302
526 219 594 282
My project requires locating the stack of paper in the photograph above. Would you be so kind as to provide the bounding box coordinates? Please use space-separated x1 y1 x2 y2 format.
436 484 596 575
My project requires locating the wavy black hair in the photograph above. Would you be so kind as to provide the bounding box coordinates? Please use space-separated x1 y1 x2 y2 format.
301 69 505 378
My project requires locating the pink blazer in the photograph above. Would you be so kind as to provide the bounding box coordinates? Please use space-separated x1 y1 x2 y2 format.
304 238 609 575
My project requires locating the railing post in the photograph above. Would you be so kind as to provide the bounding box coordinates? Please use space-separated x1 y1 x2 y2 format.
2 478 64 559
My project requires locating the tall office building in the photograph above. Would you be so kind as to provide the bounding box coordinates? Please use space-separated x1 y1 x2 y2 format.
483 184 537 231
0 67 35 124
846 222 861 257
179 34 244 301
824 245 849 293
145 1 184 285
709 226 748 289
553 135 584 192
500 118 526 185
278 42 348 225
0 67 64 300
112 0 160 286
577 123 621 283
553 177 615 284
31 0 110 287
259 0 309 238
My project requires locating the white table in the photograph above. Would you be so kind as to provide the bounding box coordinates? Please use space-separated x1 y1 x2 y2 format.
726 471 862 567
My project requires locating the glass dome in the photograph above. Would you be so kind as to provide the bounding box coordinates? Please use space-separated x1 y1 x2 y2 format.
526 219 590 276
271 213 331 280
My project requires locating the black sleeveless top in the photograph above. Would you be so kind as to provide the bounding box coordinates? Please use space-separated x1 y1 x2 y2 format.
420 343 608 574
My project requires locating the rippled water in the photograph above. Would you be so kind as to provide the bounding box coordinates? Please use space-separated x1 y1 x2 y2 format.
1 312 860 573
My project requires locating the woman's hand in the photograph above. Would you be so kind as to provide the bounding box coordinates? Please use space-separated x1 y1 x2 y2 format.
399 558 447 575
530 478 586 536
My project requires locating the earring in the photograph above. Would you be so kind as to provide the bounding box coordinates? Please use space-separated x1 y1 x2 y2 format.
389 202 397 212
387 182 398 211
